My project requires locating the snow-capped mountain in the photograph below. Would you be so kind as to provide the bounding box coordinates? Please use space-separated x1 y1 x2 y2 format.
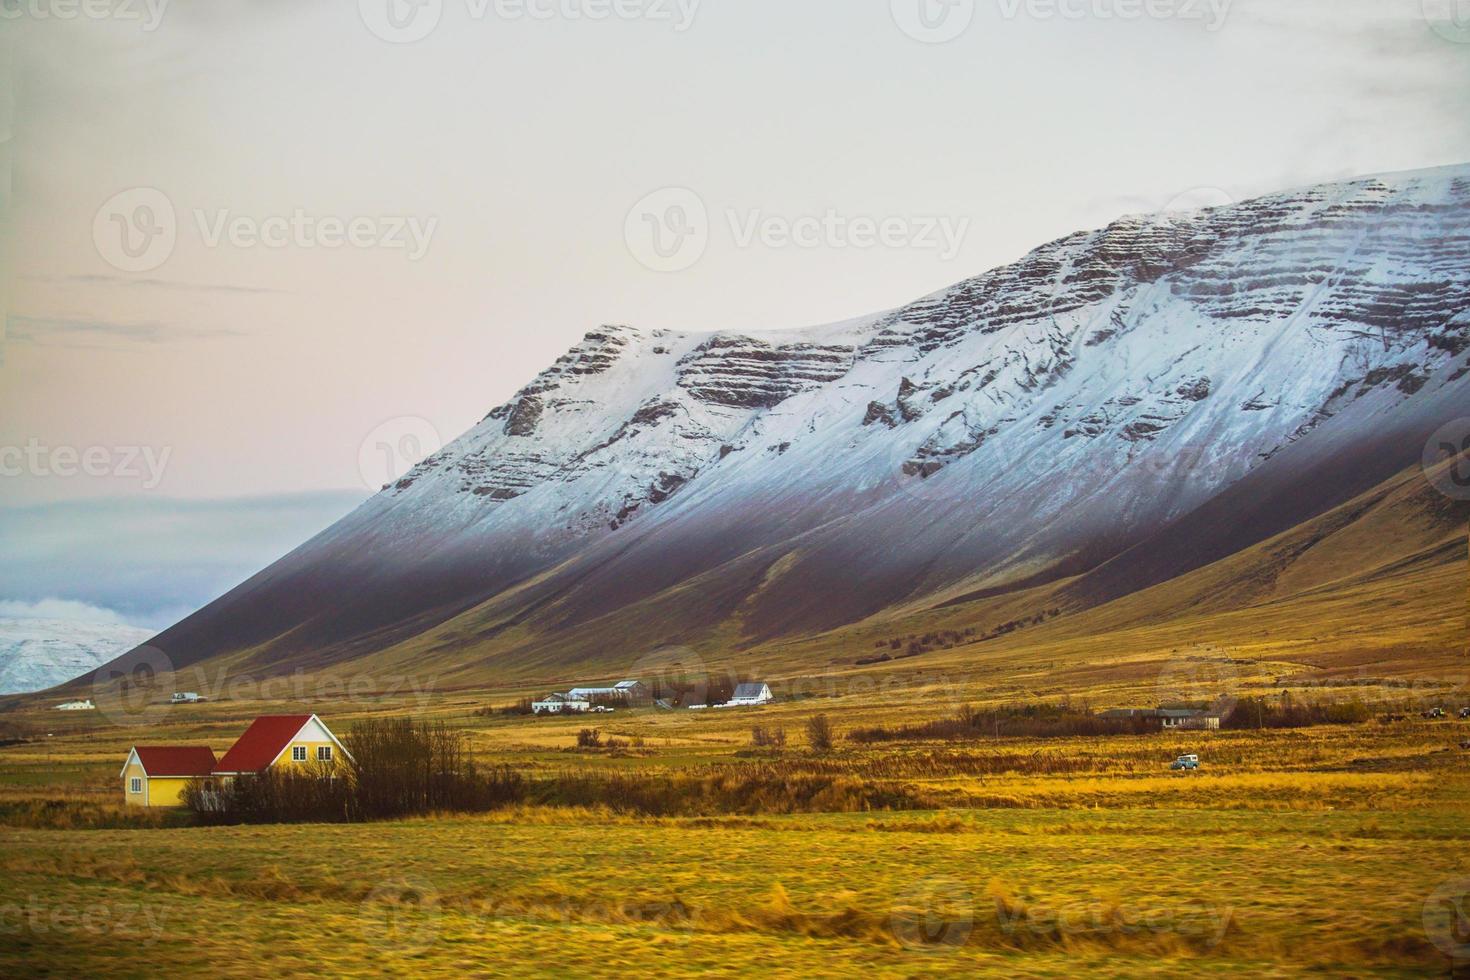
134 165 1470 683
0 619 154 695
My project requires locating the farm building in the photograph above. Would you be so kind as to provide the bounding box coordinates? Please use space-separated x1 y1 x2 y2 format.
54 699 95 711
1100 707 1223 730
533 693 590 714
721 682 774 707
566 680 648 702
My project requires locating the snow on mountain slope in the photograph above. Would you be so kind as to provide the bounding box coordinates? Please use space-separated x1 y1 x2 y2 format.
140 165 1470 679
0 619 153 695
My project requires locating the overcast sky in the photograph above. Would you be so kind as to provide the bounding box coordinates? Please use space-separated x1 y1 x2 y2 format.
2 0 1469 515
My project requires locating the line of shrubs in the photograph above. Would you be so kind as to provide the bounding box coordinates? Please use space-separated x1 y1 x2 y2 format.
183 716 920 824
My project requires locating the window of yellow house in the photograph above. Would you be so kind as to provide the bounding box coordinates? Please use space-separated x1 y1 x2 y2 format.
129 777 142 793
317 746 333 762
291 746 307 762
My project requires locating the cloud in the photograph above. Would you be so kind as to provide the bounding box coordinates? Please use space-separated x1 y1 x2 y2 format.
0 598 131 625
0 491 368 632
4 314 244 349
23 274 285 295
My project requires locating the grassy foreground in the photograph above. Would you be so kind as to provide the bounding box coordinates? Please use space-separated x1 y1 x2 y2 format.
2 704 1469 977
1 800 1466 977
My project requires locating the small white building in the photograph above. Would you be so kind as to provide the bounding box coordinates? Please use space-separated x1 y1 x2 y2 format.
721 682 774 708
1158 709 1222 731
171 692 204 704
55 699 95 711
533 693 590 715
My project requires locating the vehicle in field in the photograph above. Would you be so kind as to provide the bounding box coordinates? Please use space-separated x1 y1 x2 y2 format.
1423 707 1447 720
1170 754 1200 771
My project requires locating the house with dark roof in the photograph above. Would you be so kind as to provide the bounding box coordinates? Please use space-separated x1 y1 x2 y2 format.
721 682 774 707
120 745 218 808
1099 707 1223 730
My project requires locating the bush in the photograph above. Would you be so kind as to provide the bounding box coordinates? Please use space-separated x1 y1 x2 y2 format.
577 728 602 749
806 714 834 753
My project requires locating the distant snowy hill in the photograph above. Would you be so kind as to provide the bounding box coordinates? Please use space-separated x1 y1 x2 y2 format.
131 164 1470 683
0 619 153 695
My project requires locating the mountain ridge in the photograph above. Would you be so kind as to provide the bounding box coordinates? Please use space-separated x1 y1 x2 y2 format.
86 164 1470 689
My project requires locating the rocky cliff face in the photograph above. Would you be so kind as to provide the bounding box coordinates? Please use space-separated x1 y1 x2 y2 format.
138 165 1470 679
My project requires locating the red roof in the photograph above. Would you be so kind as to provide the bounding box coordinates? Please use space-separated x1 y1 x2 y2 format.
214 715 315 773
132 746 217 777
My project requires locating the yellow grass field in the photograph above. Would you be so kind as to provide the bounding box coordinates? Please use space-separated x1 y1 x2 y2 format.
2 673 1469 977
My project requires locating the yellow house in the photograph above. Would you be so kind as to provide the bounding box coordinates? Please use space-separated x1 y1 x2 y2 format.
211 714 351 778
120 746 218 808
121 714 351 806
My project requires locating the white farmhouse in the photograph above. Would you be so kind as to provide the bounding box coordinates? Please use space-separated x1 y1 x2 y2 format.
721 682 774 707
533 693 590 715
55 699 95 711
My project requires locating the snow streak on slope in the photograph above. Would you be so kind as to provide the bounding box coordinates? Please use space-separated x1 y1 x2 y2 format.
142 165 1470 677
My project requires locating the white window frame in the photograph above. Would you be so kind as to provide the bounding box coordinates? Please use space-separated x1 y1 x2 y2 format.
129 777 142 794
317 745 333 762
291 746 308 762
